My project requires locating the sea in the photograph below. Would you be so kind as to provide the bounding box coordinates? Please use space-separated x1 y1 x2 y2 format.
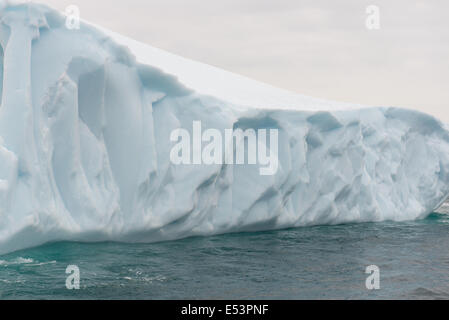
1 209 449 299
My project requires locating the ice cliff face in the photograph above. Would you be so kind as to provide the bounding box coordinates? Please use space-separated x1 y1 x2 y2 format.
1 1 449 254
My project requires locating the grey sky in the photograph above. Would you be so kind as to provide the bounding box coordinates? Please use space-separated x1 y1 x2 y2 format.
39 0 449 122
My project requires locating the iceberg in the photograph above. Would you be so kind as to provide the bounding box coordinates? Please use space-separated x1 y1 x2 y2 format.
1 1 449 254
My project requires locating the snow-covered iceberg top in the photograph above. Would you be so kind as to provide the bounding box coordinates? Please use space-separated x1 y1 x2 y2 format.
1 1 449 254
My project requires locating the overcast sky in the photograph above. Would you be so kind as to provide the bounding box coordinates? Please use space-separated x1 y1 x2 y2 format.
38 0 449 122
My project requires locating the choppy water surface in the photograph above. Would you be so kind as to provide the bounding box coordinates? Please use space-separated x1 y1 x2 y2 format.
1 213 449 299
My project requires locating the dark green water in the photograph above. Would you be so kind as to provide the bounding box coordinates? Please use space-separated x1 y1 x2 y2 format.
1 213 449 299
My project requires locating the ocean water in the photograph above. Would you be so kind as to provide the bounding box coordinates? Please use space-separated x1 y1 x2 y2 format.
1 212 449 299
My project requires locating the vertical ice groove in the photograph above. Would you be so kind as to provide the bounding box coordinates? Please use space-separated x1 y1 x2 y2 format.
0 43 4 106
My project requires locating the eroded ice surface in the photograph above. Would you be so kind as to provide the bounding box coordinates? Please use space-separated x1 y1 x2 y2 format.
1 1 449 254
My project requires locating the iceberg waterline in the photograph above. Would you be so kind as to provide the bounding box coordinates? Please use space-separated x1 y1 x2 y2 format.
1 2 449 254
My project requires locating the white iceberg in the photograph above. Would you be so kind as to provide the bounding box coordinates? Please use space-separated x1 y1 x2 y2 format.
1 1 449 254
